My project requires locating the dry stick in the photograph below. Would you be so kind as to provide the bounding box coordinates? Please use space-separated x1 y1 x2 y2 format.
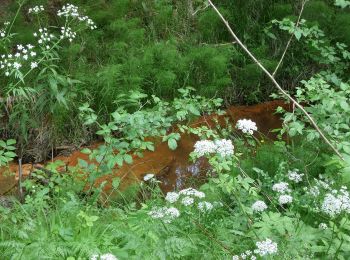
273 0 307 77
18 158 23 199
207 0 344 161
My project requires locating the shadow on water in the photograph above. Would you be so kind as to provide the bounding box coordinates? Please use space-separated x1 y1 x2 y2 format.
0 100 290 197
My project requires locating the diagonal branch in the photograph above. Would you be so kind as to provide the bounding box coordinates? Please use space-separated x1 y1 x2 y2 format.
207 0 344 161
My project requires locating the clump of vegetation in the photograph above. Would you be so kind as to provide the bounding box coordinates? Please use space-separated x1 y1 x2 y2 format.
1 1 350 259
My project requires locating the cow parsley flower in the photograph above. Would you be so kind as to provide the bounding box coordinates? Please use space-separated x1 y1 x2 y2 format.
13 62 21 70
57 4 79 17
148 207 180 223
321 191 350 217
254 238 278 256
236 119 258 135
0 30 5 37
28 5 44 14
181 196 194 206
272 182 291 194
319 223 328 230
60 26 76 42
252 200 267 212
288 169 304 183
90 253 118 260
165 192 179 203
143 173 154 181
179 188 205 198
30 62 38 69
278 194 293 205
214 139 234 157
193 140 216 156
198 201 213 212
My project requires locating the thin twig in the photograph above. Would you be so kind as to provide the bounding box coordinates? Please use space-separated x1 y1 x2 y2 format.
18 158 23 199
272 0 308 77
207 0 344 161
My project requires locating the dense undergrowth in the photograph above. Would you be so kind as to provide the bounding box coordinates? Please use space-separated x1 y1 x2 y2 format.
1 0 350 160
1 1 350 259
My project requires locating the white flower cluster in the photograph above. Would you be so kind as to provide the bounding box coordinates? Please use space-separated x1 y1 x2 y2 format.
34 28 54 49
321 187 350 217
232 250 256 260
288 169 304 183
193 139 234 157
251 200 267 213
143 173 155 181
181 196 194 206
233 239 277 259
193 140 216 156
198 201 213 212
0 44 37 75
272 182 293 205
254 238 278 256
214 139 235 157
0 22 9 38
179 188 206 198
272 182 291 194
278 194 293 205
165 192 179 203
57 4 97 30
148 206 180 223
57 4 79 17
319 223 328 230
28 5 44 14
236 119 258 135
60 27 76 42
90 253 118 260
164 188 215 212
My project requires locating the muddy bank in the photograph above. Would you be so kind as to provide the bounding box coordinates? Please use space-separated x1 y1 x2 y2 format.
0 100 289 196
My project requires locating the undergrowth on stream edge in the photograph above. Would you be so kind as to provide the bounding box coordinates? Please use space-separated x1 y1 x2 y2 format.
1 1 350 260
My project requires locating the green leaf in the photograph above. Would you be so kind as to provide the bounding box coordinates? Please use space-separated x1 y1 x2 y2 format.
124 154 133 164
168 138 177 150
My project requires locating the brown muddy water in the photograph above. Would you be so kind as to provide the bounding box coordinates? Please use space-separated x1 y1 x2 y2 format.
0 100 289 197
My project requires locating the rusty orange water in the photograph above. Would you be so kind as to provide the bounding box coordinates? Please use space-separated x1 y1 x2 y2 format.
0 100 289 195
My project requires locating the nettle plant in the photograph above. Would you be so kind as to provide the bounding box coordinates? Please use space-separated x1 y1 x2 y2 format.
0 3 96 148
0 139 16 167
78 87 223 185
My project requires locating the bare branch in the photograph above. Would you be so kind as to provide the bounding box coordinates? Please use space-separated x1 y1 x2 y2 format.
207 0 344 160
273 0 308 77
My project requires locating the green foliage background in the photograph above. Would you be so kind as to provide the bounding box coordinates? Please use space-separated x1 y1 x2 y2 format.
0 0 349 159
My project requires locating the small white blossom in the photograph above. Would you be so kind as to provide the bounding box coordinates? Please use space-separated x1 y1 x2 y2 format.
214 139 234 157
13 62 21 70
319 223 328 230
194 139 234 157
252 200 267 212
181 196 194 206
148 207 180 223
165 192 179 203
288 169 304 183
28 5 44 14
321 191 350 217
236 119 258 135
179 188 205 198
198 201 213 212
194 140 216 156
278 194 293 205
254 238 278 256
0 30 5 37
143 173 154 181
272 182 291 194
90 253 118 260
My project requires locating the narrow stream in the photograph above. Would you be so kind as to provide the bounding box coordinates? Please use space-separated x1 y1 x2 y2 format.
0 100 288 196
